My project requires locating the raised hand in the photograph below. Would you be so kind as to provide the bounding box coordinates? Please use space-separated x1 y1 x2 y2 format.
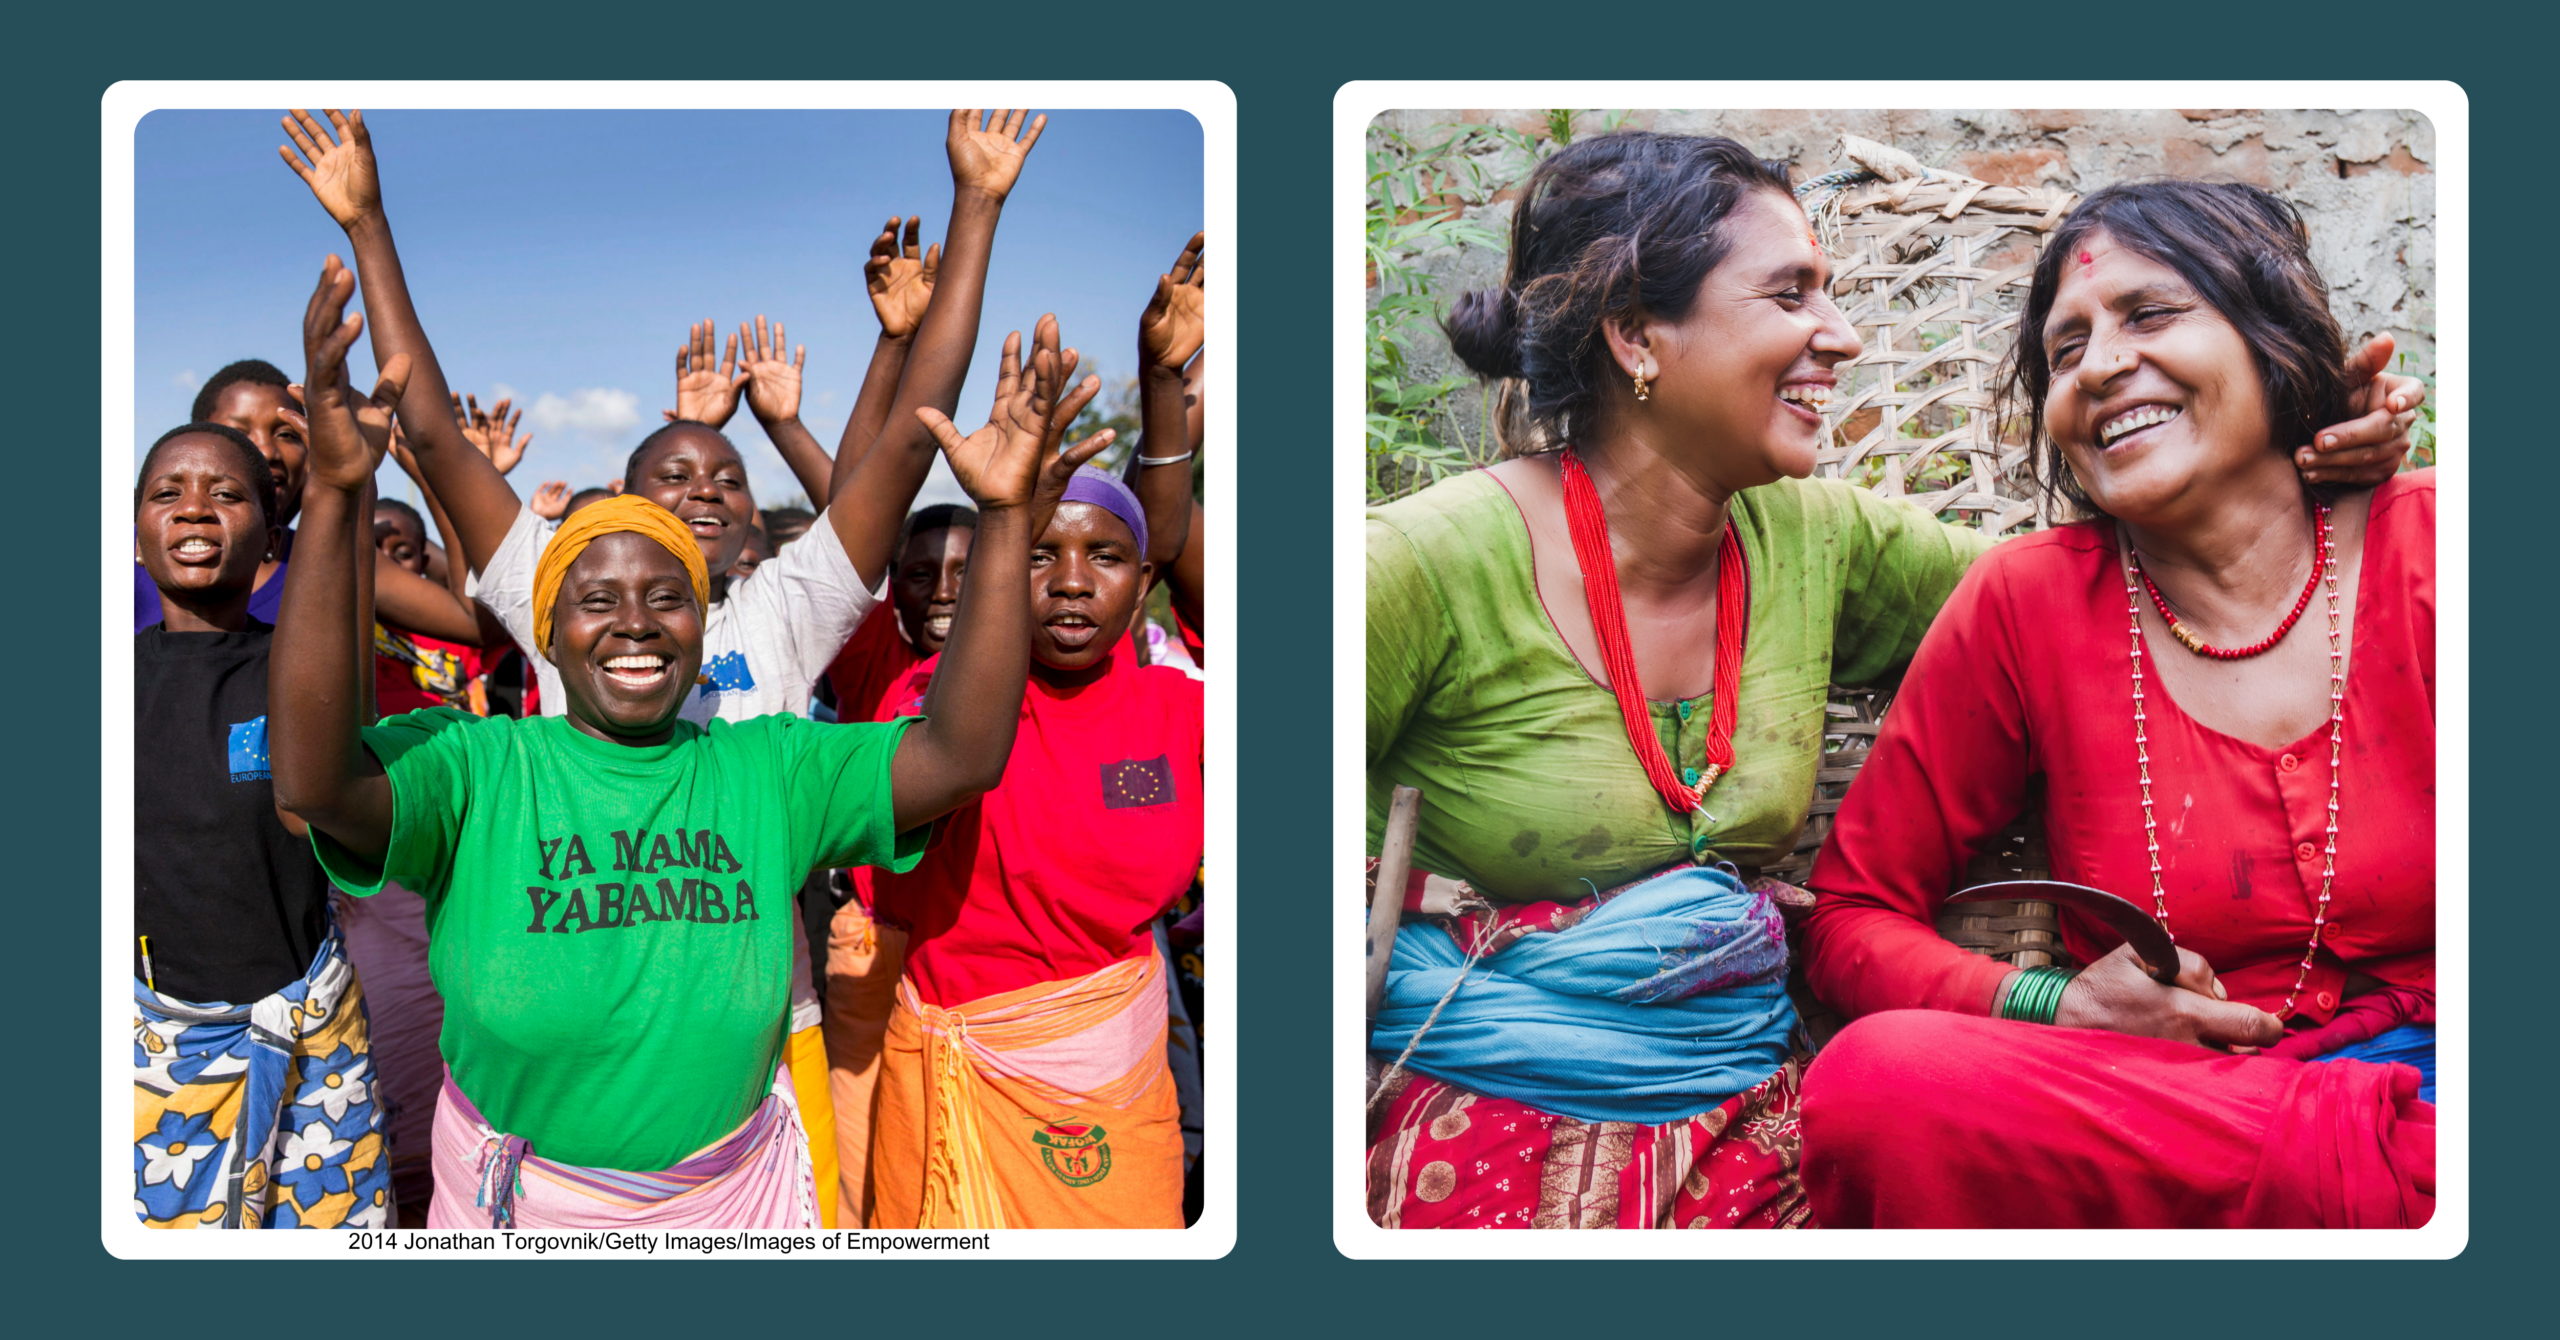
450 393 531 474
2299 332 2430 488
738 315 807 424
865 216 941 340
300 256 412 493
916 315 1110 515
279 109 383 229
529 480 571 521
947 109 1047 203
1138 231 1206 371
666 320 747 427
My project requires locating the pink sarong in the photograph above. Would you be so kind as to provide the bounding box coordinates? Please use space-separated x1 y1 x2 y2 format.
331 883 445 1220
1799 1010 2434 1228
427 1065 817 1229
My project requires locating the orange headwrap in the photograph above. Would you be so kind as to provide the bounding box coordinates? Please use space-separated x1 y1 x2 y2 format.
530 494 711 659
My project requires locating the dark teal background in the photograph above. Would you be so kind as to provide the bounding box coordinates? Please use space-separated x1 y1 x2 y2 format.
24 2 2547 1332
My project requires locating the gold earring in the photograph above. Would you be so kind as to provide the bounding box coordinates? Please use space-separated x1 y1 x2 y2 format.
1632 369 1650 402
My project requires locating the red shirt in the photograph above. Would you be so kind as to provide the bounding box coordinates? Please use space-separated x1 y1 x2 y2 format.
374 625 482 718
870 644 1204 1008
827 606 923 729
1804 473 2434 1025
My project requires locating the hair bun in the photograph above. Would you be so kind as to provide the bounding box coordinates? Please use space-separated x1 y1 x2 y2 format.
1444 287 1527 380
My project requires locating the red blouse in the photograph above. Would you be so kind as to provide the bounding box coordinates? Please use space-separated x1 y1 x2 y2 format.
1803 472 2434 1025
869 642 1204 1008
827 605 924 730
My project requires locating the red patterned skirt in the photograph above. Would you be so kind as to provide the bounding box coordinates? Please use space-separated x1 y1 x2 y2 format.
1365 1058 1812 1229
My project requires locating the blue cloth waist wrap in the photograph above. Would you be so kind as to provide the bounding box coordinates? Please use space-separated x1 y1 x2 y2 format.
2307 1023 2436 1105
1368 865 1796 1124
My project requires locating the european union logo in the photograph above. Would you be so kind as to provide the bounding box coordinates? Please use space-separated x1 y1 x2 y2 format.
227 717 270 783
697 651 756 696
1101 755 1175 810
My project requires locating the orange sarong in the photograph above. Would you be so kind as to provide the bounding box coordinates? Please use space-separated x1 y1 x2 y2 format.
872 951 1182 1229
821 900 908 1228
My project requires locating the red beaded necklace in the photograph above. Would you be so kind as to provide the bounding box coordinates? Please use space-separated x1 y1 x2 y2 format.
2126 501 2329 660
1558 446 1748 816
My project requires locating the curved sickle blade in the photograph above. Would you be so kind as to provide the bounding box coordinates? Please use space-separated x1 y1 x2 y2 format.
1948 879 2180 984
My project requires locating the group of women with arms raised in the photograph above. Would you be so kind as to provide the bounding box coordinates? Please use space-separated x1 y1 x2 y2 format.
134 108 1206 1231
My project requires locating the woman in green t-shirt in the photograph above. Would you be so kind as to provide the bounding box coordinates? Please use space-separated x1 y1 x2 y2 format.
272 257 1113 1228
1363 130 2423 1229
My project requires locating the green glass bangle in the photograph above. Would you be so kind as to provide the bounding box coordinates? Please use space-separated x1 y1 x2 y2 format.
2000 965 2079 1026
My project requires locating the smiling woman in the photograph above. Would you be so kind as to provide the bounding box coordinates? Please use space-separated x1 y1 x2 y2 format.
130 415 401 1231
265 238 1112 1228
855 460 1204 1231
1794 180 2436 1228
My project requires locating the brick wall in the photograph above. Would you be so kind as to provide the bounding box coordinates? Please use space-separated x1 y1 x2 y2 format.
1371 107 2436 461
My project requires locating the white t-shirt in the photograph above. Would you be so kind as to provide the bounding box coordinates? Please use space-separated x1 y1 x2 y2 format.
476 504 883 725
473 503 883 1035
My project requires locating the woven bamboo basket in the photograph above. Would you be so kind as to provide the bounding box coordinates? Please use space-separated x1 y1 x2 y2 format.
1802 136 2078 538
1780 139 2080 973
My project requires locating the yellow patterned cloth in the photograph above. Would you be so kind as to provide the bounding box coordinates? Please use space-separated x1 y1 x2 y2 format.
133 930 393 1228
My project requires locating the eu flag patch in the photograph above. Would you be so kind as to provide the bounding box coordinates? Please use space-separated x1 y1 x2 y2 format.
697 650 756 695
1101 755 1175 810
227 717 270 782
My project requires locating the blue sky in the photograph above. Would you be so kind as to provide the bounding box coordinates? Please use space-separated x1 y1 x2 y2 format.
134 107 1203 515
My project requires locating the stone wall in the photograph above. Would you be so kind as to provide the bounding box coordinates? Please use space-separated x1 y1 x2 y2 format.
1369 107 2435 465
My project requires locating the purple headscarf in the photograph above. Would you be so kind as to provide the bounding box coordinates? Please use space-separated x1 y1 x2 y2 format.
1055 469 1147 556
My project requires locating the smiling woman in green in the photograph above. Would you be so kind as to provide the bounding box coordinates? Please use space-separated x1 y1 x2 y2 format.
271 254 1111 1228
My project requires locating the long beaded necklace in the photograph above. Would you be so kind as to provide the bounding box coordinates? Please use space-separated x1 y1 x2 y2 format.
1558 446 1749 817
2119 502 2341 1018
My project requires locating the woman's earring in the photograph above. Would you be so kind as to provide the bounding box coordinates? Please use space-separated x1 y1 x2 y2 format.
1632 369 1651 402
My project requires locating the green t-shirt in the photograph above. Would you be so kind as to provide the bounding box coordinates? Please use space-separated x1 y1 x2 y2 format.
1366 470 1995 902
314 708 925 1172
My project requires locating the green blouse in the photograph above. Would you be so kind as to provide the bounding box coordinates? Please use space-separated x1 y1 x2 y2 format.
1366 468 1995 902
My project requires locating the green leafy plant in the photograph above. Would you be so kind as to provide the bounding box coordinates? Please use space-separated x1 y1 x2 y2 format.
1365 114 1635 503
1365 124 1512 501
2398 345 2436 470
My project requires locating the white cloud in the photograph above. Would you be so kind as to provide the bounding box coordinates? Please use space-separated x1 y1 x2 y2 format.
174 369 197 390
522 387 642 441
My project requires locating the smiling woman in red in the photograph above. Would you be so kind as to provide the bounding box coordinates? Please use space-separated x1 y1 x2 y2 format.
865 459 1204 1230
1797 180 2435 1228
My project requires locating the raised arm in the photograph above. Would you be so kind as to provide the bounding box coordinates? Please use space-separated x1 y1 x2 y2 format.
829 215 937 489
736 315 835 505
280 109 521 574
891 325 1112 830
270 258 409 862
1125 232 1203 571
374 422 485 645
1166 351 1206 634
831 110 1046 588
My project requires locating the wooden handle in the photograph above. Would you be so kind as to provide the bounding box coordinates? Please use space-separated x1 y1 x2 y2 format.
1366 785 1422 1024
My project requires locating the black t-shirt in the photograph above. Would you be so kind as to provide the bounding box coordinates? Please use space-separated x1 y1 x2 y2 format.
134 622 331 1003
